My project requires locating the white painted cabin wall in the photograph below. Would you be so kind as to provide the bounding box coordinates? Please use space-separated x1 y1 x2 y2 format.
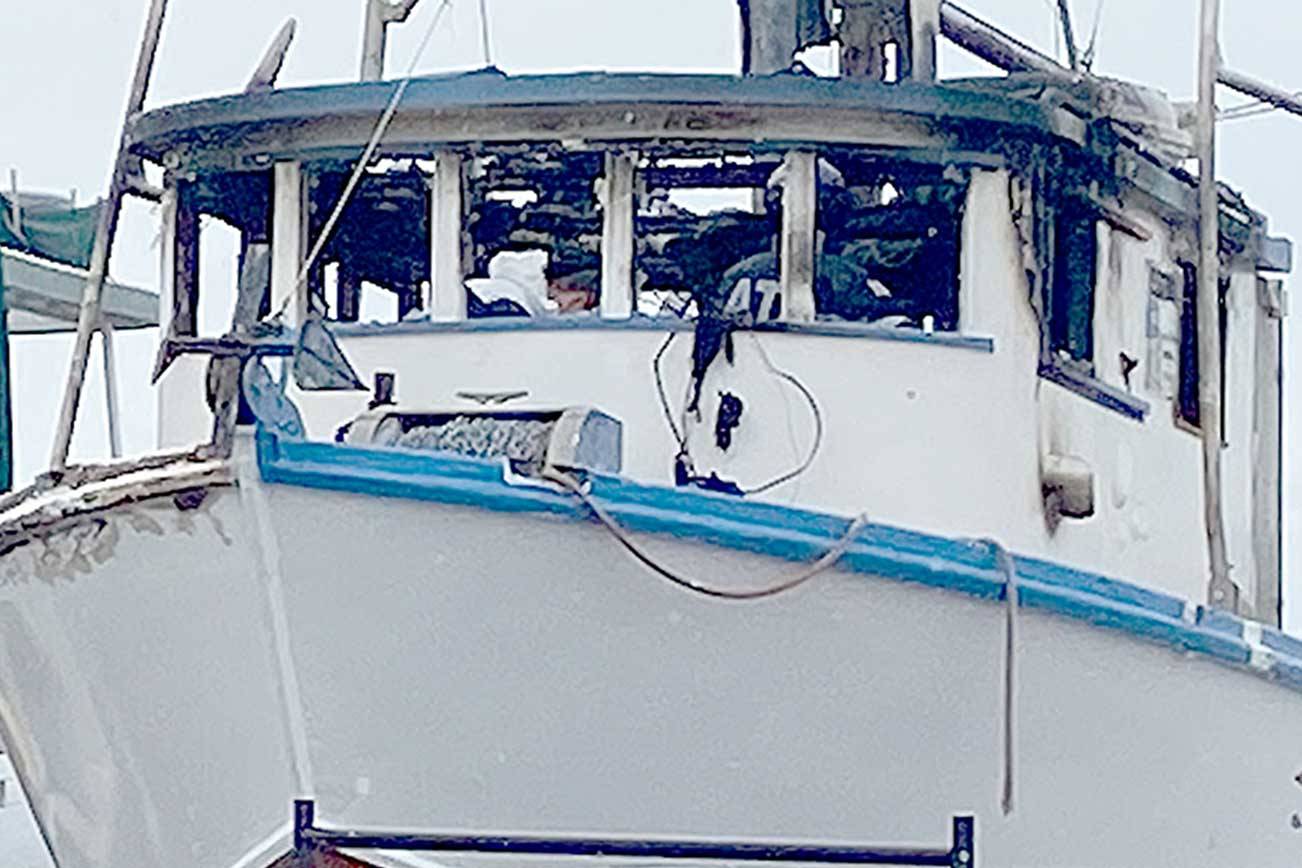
1224 271 1262 610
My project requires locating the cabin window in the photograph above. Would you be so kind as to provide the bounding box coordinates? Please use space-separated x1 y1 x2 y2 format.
814 154 966 329
307 160 430 325
170 171 273 336
635 151 779 319
1048 197 1098 367
463 147 605 317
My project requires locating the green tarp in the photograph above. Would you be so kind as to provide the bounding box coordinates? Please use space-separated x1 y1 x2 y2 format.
0 191 101 270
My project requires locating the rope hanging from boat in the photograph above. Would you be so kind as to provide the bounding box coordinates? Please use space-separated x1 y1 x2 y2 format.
981 539 1020 817
274 0 456 320
543 468 868 601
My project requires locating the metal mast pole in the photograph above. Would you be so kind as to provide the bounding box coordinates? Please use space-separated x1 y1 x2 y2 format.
1196 0 1234 607
49 0 169 471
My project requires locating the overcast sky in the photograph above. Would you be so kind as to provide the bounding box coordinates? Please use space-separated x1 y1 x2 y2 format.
2 0 1301 630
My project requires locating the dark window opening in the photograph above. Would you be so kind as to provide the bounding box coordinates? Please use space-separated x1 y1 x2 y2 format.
816 155 966 329
636 152 779 319
307 161 431 325
465 148 604 317
1177 262 1228 431
1048 197 1098 367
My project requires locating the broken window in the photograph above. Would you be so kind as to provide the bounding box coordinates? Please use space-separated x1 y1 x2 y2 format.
635 151 780 319
464 147 604 317
638 149 967 328
307 160 431 325
170 170 273 336
814 153 966 328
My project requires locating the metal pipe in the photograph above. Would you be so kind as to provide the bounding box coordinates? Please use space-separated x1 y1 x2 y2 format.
1054 0 1079 70
1196 0 1234 607
292 801 973 868
100 322 122 459
246 18 297 93
361 0 422 82
477 0 494 67
1219 66 1302 119
938 1 1069 78
49 0 169 472
7 169 20 240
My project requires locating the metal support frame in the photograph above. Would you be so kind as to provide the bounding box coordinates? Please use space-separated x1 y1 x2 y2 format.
361 0 423 82
1196 0 1235 609
291 801 975 868
99 321 122 458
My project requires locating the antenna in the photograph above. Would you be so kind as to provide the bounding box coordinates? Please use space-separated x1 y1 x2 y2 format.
1054 0 1079 70
478 0 494 67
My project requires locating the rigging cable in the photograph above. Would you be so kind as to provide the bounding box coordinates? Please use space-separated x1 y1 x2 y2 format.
544 467 869 601
274 0 456 320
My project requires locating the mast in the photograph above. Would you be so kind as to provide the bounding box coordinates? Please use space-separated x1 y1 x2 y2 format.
361 0 423 82
1196 0 1234 608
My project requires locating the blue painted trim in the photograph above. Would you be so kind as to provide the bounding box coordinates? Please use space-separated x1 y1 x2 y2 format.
331 315 997 353
1039 362 1150 422
256 431 1299 695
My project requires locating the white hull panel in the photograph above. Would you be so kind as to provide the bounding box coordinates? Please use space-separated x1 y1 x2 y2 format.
0 444 1299 867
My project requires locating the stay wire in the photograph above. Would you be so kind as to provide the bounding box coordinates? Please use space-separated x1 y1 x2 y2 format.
544 468 869 602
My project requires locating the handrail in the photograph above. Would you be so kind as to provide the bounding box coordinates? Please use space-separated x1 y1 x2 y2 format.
292 800 976 868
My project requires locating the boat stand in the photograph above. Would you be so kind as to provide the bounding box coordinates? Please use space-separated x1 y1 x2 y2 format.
291 800 974 867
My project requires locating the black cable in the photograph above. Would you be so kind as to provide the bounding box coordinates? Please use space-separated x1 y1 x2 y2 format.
742 336 824 496
545 468 867 602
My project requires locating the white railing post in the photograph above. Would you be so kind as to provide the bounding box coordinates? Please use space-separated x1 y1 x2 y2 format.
430 150 466 321
600 152 636 320
271 162 307 326
779 151 817 323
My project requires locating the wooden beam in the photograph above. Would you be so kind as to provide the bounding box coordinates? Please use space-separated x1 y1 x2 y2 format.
50 0 170 470
600 152 636 320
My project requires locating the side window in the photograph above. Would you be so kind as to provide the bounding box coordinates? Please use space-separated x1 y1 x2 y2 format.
308 160 431 325
1048 197 1098 368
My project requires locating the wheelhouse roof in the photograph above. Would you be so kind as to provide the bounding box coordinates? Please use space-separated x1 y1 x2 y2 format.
128 69 1075 167
125 69 1290 270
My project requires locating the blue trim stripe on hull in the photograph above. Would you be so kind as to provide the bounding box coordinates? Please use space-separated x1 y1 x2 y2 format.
256 431 1299 695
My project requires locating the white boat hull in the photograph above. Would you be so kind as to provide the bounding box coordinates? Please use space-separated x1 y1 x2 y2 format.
0 439 1299 867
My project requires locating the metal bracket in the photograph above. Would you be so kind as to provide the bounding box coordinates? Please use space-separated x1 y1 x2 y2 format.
292 800 975 868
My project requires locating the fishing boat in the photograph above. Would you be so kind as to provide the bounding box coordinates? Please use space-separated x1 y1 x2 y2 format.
1 1 1300 866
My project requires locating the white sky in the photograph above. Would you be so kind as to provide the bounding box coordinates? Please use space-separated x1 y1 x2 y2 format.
1 0 1301 633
